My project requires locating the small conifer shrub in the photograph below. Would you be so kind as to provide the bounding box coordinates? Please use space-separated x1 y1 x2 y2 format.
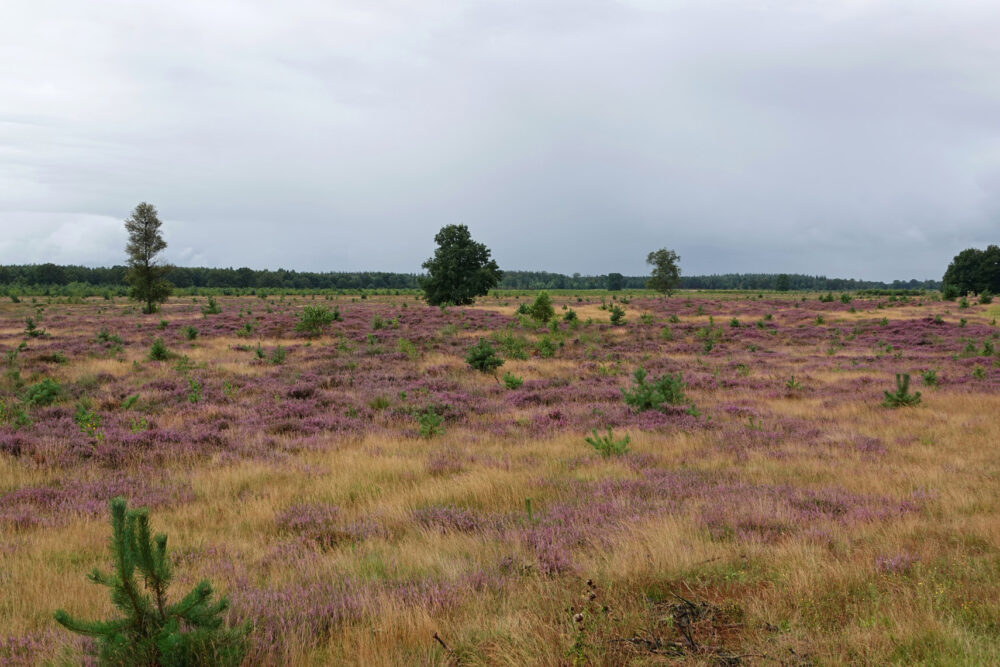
201 295 222 316
148 337 170 361
529 292 555 323
609 305 626 325
502 372 524 390
54 497 249 665
23 378 61 406
621 367 687 412
295 305 335 338
584 427 630 457
465 339 504 374
882 373 921 408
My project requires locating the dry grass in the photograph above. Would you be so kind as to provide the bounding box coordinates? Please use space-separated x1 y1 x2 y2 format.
0 293 998 664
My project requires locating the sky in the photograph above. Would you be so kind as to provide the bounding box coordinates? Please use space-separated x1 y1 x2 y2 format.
2 1 999 281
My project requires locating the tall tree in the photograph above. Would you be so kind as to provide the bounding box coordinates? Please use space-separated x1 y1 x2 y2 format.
607 272 624 291
124 202 172 313
646 248 681 295
420 224 502 305
943 245 1000 295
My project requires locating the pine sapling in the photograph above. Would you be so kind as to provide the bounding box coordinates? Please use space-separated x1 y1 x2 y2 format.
54 497 249 665
882 373 921 408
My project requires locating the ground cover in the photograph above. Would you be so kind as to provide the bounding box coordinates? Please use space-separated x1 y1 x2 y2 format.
1 291 998 665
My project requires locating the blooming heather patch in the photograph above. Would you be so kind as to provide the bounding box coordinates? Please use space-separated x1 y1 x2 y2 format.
275 502 383 548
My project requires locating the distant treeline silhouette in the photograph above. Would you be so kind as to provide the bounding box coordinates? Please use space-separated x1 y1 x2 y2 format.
0 263 940 292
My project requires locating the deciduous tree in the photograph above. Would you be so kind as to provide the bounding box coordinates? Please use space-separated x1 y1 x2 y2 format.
420 225 501 305
646 248 681 295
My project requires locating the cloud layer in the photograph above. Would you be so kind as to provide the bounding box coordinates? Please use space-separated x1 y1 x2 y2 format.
3 0 999 280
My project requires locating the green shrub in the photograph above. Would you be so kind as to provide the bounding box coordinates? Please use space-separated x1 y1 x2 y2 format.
23 378 61 406
528 292 555 323
269 345 287 365
536 336 557 358
418 409 444 438
920 369 938 387
186 376 202 403
502 372 524 390
563 309 578 323
979 290 993 305
609 305 626 325
24 317 46 338
621 368 686 412
882 373 921 408
148 337 170 361
584 427 630 457
54 497 249 665
466 339 504 374
201 295 222 315
183 325 198 340
295 305 335 338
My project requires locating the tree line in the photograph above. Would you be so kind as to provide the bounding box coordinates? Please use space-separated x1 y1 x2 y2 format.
0 263 940 292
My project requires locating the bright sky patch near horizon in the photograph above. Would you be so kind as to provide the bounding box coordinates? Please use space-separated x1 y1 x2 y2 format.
2 1 998 281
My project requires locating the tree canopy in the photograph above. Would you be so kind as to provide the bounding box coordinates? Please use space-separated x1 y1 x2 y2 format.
124 202 172 313
943 245 1000 295
646 248 681 295
419 225 502 305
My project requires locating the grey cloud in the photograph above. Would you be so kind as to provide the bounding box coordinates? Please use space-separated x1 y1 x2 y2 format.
2 0 998 280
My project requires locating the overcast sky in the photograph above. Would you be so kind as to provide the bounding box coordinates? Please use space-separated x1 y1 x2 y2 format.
2 1 998 280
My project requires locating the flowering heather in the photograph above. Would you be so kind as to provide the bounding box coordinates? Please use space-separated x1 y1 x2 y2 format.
0 292 998 663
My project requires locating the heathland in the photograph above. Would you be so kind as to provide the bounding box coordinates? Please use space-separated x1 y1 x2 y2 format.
1 290 998 664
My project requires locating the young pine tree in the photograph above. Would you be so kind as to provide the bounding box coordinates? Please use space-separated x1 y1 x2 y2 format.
54 497 248 666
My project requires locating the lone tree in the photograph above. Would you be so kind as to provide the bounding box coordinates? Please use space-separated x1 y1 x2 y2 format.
943 245 1000 296
420 224 502 305
607 272 624 291
125 202 172 314
646 248 681 295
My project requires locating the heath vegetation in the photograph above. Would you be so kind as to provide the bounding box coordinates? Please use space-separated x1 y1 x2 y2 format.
0 290 998 664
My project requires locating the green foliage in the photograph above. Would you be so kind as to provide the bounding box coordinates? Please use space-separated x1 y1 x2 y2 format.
121 394 140 410
491 330 529 360
396 338 419 361
972 364 987 380
74 400 101 434
818 292 835 303
418 409 444 439
23 378 61 406
729 317 740 328
24 317 47 338
536 336 557 358
124 202 173 314
606 272 624 291
584 427 630 458
0 399 32 429
943 245 1000 296
502 372 524 390
186 376 202 403
563 308 578 323
920 369 938 387
148 338 170 361
882 373 922 408
840 293 853 304
201 296 222 316
54 497 248 666
420 224 502 306
528 292 555 322
609 305 625 325
646 248 681 295
959 297 970 309
295 305 335 338
465 339 504 374
182 325 198 341
621 367 687 412
785 376 802 392
979 289 993 305
269 345 286 365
